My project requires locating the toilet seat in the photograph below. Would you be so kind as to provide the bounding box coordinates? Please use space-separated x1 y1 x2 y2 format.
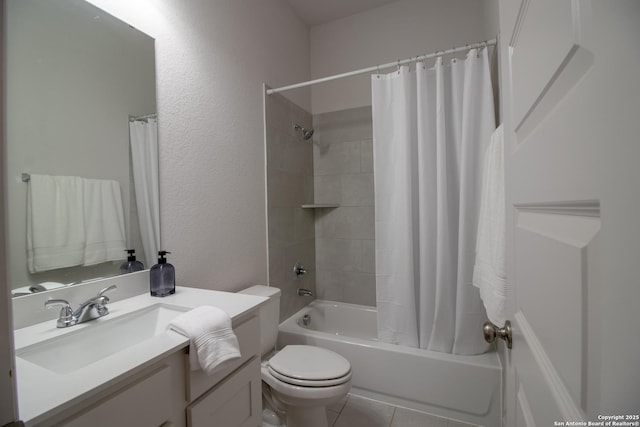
267 345 351 387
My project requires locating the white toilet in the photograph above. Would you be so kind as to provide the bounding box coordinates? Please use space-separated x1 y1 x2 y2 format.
239 285 352 427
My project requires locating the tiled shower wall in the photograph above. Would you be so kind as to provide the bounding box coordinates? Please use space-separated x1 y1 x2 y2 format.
312 107 376 306
265 93 316 322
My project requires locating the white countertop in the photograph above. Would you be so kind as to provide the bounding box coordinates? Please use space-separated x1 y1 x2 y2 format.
13 286 267 426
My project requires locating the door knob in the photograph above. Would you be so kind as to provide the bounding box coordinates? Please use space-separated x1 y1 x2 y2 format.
483 320 512 349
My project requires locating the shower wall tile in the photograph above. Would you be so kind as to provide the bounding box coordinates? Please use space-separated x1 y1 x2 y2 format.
267 169 306 208
313 106 376 307
314 269 344 301
289 100 313 133
266 92 315 321
341 173 374 206
266 91 312 138
361 239 376 274
316 269 376 307
316 238 363 272
315 206 374 240
313 140 361 176
313 106 373 144
268 206 294 246
361 139 374 173
265 94 290 135
314 175 341 204
281 137 313 175
266 120 312 176
342 275 376 307
282 239 316 282
293 208 315 241
303 174 314 205
268 246 287 288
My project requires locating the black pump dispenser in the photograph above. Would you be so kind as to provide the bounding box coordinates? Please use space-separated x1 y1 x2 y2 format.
157 250 169 264
150 250 175 297
120 249 144 274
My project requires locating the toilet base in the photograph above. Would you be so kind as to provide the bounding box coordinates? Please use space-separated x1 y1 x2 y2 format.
285 405 328 427
262 406 284 426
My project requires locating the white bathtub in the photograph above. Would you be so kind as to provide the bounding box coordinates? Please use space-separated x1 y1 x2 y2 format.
278 300 502 427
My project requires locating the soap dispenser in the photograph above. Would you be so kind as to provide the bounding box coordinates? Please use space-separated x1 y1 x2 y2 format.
150 250 175 297
120 249 145 274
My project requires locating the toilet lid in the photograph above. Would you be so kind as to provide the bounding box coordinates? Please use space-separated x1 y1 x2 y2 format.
268 345 351 384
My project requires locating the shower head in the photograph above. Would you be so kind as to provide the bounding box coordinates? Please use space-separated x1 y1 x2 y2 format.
294 124 314 140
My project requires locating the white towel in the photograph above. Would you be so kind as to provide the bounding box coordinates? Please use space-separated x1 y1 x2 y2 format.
473 125 507 327
83 178 126 266
169 306 242 376
27 175 85 273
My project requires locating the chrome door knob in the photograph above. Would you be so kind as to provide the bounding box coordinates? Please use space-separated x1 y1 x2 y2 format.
483 320 512 349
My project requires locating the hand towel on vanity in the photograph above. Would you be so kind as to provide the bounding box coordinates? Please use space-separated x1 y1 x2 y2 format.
169 306 242 376
472 125 507 327
82 178 126 266
27 174 85 273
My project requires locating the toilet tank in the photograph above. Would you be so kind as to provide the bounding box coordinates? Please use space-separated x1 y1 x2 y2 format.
238 285 280 356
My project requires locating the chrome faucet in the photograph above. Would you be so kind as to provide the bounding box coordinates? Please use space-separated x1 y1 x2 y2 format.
297 288 313 297
45 285 116 328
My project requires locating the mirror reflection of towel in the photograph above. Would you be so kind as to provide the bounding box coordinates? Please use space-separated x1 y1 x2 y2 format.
27 175 85 273
83 179 126 266
26 174 126 272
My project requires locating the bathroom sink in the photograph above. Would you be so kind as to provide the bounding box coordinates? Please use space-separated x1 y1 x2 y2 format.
16 304 188 374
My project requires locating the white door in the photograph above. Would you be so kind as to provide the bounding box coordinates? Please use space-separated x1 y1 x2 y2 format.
499 0 640 425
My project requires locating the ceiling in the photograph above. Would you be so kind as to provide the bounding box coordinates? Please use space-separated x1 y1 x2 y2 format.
285 0 399 26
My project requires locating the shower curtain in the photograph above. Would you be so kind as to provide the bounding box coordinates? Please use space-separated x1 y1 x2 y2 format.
372 48 495 355
129 118 161 268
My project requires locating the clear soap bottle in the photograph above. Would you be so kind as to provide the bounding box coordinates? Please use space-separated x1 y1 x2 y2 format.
150 251 175 297
120 249 145 274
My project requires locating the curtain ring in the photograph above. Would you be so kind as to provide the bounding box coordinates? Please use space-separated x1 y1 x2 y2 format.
479 41 487 58
397 59 401 74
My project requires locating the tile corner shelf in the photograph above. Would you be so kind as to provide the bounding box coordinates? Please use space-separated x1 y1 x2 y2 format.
301 204 340 209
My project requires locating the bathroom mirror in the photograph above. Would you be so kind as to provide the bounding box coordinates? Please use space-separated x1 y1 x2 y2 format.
5 0 159 296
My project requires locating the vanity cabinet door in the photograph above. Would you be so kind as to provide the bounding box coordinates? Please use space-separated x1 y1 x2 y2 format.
185 315 259 401
186 357 261 427
61 365 173 427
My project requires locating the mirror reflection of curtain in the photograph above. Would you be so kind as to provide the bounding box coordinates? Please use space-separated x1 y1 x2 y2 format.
129 118 160 268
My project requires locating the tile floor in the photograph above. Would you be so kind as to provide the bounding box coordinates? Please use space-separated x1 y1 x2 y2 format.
265 393 481 427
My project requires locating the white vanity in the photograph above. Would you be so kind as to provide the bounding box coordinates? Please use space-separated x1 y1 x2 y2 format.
13 286 267 427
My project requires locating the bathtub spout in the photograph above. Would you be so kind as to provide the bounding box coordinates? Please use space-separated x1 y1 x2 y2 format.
297 288 313 297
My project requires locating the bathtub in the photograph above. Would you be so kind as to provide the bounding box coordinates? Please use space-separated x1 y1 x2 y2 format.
278 300 502 427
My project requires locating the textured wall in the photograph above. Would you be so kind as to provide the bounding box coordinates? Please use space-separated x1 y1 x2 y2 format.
265 93 315 321
313 107 375 306
310 0 497 114
85 0 310 291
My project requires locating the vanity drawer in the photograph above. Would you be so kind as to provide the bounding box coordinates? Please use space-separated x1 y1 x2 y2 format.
187 357 261 427
61 364 172 427
185 314 259 401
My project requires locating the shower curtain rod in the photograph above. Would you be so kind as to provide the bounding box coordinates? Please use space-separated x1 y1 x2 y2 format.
129 113 157 122
266 38 497 95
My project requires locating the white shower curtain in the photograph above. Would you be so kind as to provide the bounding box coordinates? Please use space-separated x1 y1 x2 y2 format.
372 49 495 355
129 118 161 268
